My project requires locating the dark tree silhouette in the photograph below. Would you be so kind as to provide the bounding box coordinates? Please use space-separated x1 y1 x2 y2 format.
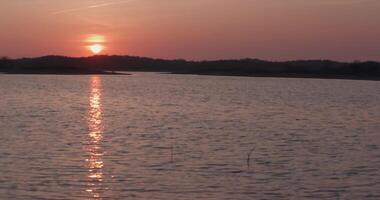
0 57 12 71
0 55 379 79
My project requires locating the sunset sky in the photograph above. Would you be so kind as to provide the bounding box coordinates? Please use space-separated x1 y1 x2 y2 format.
0 0 379 61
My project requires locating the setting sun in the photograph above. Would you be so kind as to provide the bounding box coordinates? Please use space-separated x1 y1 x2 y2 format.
88 44 104 54
85 34 106 55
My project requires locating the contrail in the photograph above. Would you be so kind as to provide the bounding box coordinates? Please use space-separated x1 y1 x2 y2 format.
53 0 136 15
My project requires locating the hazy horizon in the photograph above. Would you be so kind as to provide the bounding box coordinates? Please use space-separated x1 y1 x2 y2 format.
4 54 380 63
1 0 380 61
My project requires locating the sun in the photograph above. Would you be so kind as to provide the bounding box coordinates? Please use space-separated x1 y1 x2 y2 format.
88 44 104 54
85 34 106 55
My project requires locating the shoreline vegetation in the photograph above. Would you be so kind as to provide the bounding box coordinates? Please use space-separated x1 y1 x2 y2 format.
1 55 380 80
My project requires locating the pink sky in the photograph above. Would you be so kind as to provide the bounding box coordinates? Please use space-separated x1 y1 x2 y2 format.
0 0 379 61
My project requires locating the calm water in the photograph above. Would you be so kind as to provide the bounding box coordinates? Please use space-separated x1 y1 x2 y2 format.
0 73 380 199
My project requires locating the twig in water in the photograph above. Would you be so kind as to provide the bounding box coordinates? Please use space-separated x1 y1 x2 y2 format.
170 145 174 163
247 147 255 168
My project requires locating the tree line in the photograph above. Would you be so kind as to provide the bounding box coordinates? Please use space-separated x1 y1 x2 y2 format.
1 55 379 79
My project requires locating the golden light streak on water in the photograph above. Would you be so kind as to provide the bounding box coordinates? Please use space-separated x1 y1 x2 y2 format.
86 76 105 199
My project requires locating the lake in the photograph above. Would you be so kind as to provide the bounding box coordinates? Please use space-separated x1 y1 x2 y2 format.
0 73 380 199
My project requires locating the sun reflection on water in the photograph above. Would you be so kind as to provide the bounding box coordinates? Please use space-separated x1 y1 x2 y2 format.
86 76 105 199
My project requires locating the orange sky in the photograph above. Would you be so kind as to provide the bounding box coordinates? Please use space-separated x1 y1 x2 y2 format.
0 0 379 61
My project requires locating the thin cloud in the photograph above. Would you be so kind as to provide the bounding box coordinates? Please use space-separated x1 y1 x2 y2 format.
301 0 376 6
52 0 136 15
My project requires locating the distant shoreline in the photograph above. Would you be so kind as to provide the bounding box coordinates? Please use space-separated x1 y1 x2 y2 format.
1 55 379 81
1 71 379 81
171 72 380 81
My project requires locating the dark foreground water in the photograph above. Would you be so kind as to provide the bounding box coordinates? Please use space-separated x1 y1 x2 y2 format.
0 73 380 199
